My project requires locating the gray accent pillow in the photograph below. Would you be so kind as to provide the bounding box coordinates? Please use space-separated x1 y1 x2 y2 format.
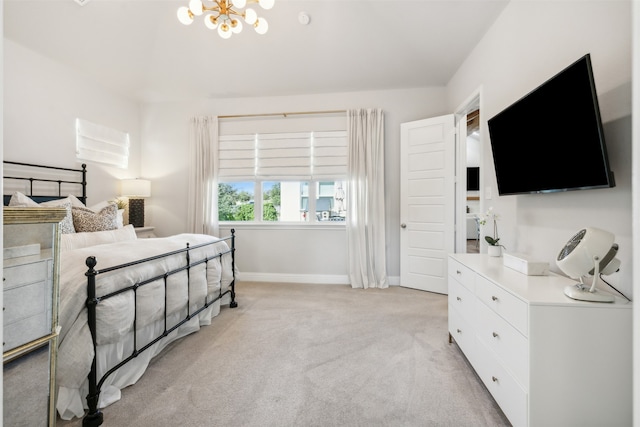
72 203 118 232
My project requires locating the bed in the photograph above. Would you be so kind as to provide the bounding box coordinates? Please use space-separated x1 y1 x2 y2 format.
3 161 237 426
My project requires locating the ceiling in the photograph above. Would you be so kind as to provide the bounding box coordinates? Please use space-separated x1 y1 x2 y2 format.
4 0 509 104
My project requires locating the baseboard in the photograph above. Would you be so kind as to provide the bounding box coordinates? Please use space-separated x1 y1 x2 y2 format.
236 272 401 286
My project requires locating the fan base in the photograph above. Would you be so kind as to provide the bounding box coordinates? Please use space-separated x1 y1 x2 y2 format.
564 284 614 303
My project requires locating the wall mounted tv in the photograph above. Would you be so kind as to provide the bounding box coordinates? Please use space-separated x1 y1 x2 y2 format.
487 54 615 196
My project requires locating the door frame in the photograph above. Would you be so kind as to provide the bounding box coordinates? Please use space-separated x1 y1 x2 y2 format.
453 88 483 254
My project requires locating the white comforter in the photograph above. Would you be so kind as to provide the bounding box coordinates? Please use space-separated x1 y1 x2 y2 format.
56 234 234 420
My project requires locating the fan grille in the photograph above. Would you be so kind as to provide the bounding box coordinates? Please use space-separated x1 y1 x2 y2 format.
557 229 586 261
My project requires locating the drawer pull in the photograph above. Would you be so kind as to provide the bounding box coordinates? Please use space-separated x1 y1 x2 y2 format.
456 328 462 334
492 332 499 338
456 270 462 275
456 296 462 301
491 295 499 301
492 376 498 383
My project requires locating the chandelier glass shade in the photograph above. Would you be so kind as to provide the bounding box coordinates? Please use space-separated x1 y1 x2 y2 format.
177 0 274 39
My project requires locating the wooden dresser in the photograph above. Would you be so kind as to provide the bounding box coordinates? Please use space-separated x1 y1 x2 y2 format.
3 207 66 426
448 253 632 427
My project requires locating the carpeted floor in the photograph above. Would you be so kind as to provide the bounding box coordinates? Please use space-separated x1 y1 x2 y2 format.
44 281 511 426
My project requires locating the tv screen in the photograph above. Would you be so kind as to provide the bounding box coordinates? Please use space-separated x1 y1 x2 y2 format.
487 54 615 195
467 167 480 191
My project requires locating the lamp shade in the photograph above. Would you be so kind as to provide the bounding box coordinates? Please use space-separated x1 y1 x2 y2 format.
121 179 151 197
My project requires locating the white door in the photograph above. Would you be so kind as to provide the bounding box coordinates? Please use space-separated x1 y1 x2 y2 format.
400 114 456 294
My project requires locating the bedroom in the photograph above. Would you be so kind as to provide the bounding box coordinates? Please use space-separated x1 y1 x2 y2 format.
2 0 638 425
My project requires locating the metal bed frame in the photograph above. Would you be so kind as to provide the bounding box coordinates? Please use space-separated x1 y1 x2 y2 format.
3 161 237 426
3 160 87 205
83 231 237 426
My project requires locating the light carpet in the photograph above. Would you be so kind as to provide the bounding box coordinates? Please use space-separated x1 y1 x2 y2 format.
52 281 510 426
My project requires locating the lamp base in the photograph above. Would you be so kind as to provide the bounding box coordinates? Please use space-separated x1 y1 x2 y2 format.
128 198 145 228
564 284 614 303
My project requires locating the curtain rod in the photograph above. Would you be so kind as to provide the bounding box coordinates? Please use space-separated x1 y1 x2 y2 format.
218 109 346 119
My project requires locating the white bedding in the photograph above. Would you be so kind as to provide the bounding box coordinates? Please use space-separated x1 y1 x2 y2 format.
56 233 234 420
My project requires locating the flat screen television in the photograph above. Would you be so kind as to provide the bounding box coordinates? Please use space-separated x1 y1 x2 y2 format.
487 54 615 195
467 167 480 191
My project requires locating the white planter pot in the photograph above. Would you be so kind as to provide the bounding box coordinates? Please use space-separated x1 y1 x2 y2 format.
487 245 502 257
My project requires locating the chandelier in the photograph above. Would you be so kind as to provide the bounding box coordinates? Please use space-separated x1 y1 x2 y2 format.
177 0 275 39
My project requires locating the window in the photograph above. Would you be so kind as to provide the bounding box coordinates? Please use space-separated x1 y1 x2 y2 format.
217 128 347 223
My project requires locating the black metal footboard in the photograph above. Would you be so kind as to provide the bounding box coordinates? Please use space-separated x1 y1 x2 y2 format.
82 230 237 427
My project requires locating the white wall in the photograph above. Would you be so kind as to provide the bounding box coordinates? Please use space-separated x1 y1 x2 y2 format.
141 88 447 283
447 0 633 298
3 40 142 205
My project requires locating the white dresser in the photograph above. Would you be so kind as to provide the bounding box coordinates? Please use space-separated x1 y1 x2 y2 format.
448 253 632 427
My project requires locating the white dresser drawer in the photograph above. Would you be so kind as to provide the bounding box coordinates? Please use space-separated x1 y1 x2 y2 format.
448 278 476 325
476 275 528 336
448 258 475 292
475 338 528 427
448 304 476 361
475 299 529 389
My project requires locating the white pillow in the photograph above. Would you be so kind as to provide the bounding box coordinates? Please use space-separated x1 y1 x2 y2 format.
41 196 85 208
8 192 76 233
60 224 137 252
8 191 38 207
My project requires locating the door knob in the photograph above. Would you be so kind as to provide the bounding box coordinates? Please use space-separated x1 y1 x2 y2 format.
401 223 407 228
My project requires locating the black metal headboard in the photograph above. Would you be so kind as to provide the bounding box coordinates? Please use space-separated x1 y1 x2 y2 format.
3 161 87 206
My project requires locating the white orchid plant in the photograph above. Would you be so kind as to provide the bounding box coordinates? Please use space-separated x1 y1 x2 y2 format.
478 207 504 248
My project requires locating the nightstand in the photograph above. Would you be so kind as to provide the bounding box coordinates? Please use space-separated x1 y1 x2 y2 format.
134 226 156 238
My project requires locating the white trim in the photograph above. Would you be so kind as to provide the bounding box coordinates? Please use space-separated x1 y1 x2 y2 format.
236 272 401 286
237 272 349 285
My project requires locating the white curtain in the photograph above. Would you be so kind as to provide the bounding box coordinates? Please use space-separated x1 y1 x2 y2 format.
187 116 219 236
346 108 388 289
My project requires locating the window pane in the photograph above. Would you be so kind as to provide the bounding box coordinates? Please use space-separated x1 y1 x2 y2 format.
218 182 254 221
264 181 309 222
317 181 346 222
262 181 280 221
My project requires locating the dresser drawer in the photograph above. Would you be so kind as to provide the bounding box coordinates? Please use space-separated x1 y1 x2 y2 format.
448 304 476 362
3 312 49 351
475 338 528 427
448 277 476 325
4 260 48 289
448 258 475 292
476 275 528 336
476 299 529 389
4 280 48 325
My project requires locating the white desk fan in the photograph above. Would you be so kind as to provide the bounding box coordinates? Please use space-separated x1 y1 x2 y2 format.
556 227 620 303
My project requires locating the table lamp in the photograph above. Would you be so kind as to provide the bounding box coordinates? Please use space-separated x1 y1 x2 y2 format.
121 179 151 228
